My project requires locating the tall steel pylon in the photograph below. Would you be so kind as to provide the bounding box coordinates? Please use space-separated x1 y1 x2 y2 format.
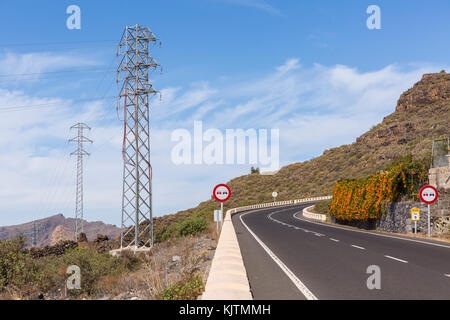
117 25 161 249
27 220 40 247
69 123 93 241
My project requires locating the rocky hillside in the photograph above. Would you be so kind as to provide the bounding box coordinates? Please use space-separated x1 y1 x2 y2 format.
0 214 121 248
50 225 75 246
160 71 450 228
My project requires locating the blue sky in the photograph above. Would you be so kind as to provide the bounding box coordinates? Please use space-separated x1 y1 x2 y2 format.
0 0 449 227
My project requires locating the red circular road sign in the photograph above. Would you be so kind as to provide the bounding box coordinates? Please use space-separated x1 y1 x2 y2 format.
213 184 231 202
419 185 439 204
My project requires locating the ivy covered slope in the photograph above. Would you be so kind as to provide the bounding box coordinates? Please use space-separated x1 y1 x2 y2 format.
156 71 450 237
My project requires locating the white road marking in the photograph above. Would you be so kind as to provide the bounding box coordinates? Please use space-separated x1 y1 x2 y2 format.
268 212 325 238
240 210 318 300
445 274 450 278
293 212 450 250
384 255 408 263
351 245 365 250
330 238 340 242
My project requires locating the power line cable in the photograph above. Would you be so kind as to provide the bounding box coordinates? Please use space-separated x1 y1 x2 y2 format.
0 39 116 47
0 68 115 78
0 96 116 113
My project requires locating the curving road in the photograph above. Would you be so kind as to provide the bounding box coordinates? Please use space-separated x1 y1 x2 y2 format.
232 203 450 300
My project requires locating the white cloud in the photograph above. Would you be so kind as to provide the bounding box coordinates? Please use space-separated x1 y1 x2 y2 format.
0 55 446 227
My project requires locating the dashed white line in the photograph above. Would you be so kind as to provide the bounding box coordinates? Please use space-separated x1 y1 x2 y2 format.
293 211 450 249
351 245 365 250
445 274 450 278
330 238 340 242
384 255 408 263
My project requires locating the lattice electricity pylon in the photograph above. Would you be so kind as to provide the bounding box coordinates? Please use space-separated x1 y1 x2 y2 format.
117 25 161 249
26 220 40 247
31 220 40 247
69 123 93 241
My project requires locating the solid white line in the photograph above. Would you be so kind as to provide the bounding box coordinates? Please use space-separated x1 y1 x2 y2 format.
240 210 318 300
293 212 450 249
351 245 365 250
384 255 408 263
330 238 340 242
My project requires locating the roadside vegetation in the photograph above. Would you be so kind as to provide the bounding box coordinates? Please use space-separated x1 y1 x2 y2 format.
329 155 428 221
0 231 215 300
0 235 141 299
160 274 204 300
312 199 331 216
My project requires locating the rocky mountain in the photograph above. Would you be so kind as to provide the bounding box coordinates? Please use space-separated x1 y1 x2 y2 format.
0 214 121 248
157 71 450 233
49 225 75 246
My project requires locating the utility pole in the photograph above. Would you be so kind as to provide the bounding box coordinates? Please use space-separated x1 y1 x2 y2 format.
69 123 93 241
117 25 161 249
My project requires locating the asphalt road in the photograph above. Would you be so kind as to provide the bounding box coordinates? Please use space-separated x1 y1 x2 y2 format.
232 203 450 300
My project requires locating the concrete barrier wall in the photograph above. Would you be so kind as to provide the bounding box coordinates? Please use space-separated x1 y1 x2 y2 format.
202 195 331 300
302 205 327 222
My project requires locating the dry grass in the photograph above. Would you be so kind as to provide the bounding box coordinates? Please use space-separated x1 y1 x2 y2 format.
94 235 217 300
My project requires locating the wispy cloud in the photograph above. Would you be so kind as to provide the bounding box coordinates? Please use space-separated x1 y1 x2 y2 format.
217 0 282 16
0 51 100 83
0 54 446 227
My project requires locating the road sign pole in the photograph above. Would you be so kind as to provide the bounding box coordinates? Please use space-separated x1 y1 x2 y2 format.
415 221 417 236
428 204 431 237
221 202 223 230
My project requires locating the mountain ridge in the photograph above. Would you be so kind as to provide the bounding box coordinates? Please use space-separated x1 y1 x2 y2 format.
0 213 120 248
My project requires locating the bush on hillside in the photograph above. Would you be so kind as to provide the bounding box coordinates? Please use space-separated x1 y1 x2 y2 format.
329 156 428 221
160 274 204 300
176 216 208 237
0 236 37 291
0 236 141 298
155 216 209 243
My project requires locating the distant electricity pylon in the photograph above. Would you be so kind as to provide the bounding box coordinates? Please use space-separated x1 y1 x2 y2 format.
30 220 40 247
117 25 161 249
69 123 93 241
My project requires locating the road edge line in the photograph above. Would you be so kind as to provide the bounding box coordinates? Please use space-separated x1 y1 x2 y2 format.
239 210 318 300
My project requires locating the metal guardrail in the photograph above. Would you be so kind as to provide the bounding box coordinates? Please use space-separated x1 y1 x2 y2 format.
202 195 331 300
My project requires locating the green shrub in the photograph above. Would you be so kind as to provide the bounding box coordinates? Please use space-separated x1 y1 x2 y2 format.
155 216 209 243
62 247 140 296
161 274 204 300
176 217 208 237
0 236 37 291
0 236 141 298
